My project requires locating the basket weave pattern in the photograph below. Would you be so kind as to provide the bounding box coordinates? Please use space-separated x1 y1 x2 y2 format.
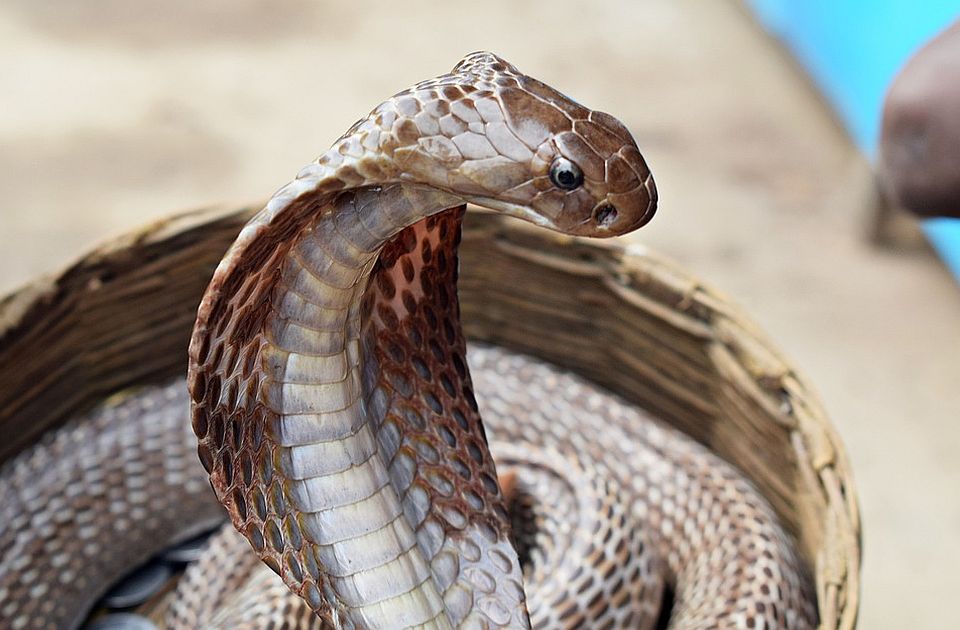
0 206 860 629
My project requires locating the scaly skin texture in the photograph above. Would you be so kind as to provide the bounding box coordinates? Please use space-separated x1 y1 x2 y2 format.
0 346 817 629
0 52 818 629
188 52 655 628
0 384 224 630
173 346 818 629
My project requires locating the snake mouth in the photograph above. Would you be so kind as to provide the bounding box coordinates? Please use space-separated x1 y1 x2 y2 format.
461 195 560 231
594 182 658 236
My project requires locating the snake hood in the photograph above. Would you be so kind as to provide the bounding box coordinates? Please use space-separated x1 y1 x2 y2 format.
0 49 819 630
333 51 657 238
188 51 692 629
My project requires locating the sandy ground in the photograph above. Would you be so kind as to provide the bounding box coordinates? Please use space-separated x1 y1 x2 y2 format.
2 1 958 626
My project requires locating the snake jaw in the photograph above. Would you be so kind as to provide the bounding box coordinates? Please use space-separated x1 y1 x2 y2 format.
358 51 659 242
460 195 558 230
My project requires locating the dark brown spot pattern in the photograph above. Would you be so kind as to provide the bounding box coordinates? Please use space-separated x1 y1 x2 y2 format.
366 208 511 541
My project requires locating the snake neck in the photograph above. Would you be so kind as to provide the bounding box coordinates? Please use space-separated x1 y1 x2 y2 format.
192 181 529 628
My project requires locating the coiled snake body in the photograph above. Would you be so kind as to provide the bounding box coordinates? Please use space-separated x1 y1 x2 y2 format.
0 53 817 628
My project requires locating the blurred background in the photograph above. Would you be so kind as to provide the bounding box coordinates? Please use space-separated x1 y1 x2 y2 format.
1 1 958 626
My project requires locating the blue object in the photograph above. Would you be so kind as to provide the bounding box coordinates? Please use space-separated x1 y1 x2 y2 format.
750 0 960 280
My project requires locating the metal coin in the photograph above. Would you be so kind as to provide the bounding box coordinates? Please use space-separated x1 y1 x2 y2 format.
162 528 217 564
86 613 158 630
100 561 172 609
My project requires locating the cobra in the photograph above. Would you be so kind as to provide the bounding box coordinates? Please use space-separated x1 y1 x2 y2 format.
0 52 818 629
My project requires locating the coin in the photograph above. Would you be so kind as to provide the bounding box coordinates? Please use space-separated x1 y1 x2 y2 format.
100 561 172 609
162 529 217 564
86 613 158 629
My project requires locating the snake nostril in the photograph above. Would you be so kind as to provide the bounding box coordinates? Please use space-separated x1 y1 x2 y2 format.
595 204 618 228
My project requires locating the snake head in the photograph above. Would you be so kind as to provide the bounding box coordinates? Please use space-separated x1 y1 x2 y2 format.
384 51 657 238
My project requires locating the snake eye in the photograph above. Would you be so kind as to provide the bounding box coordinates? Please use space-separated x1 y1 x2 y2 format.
549 157 583 190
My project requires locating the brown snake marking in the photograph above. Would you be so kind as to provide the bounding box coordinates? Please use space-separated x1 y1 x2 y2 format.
0 52 817 629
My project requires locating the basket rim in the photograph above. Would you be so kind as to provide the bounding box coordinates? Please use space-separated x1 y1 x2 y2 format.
0 203 861 629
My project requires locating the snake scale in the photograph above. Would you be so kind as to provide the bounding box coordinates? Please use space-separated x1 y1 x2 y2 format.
0 53 817 629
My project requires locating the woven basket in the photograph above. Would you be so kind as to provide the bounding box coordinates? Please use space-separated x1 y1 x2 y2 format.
0 205 861 629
